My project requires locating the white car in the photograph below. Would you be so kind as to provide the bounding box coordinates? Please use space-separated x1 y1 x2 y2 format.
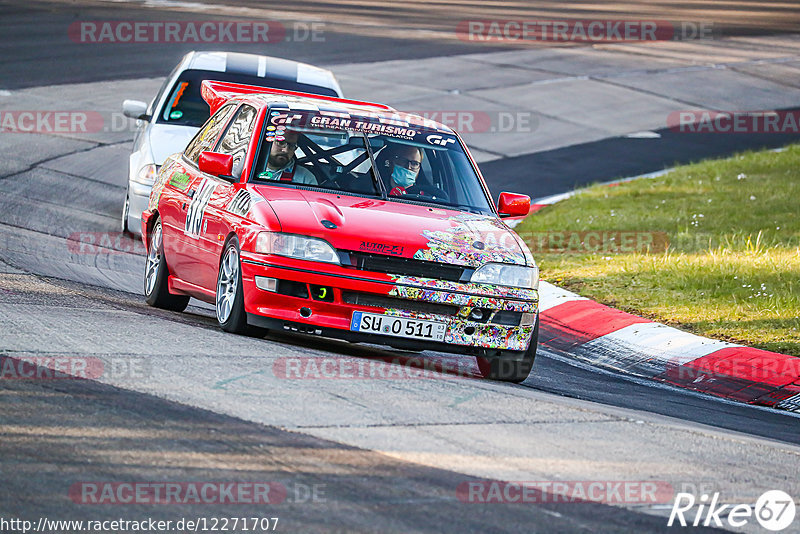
121 51 343 234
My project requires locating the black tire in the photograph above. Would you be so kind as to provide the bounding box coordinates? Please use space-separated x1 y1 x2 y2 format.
121 188 131 234
144 218 189 312
216 237 251 334
477 316 539 383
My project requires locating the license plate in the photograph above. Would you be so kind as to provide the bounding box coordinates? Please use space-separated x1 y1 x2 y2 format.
350 312 446 342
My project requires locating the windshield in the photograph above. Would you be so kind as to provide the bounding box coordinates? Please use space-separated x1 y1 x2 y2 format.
250 110 493 214
157 69 338 127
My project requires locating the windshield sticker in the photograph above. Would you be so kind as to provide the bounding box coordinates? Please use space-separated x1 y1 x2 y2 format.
311 115 418 140
267 111 457 145
171 81 188 110
426 134 456 147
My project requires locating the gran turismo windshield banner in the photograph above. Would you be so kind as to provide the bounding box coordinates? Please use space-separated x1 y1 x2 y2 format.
268 110 460 146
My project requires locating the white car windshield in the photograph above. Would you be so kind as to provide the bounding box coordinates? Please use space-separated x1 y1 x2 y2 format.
158 70 339 127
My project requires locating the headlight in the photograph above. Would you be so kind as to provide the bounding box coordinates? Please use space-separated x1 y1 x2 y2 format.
132 164 158 185
254 232 339 264
471 262 539 290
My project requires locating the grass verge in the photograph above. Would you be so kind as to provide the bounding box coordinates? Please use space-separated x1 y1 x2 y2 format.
515 143 800 356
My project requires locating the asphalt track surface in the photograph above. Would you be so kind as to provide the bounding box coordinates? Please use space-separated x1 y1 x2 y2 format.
481 125 800 198
2 1 800 533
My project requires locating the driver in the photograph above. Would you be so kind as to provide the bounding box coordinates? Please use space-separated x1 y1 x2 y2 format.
380 143 424 196
380 143 446 200
258 130 317 184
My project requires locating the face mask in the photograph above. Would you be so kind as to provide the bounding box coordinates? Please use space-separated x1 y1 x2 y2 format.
392 165 417 188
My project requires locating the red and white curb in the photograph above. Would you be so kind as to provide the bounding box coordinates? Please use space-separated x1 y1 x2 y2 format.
504 163 798 412
537 281 800 413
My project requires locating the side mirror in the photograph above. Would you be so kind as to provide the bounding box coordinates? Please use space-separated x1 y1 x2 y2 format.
199 151 234 180
497 192 531 217
122 100 150 121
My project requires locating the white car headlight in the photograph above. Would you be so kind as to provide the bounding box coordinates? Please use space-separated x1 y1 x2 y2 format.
471 262 539 290
255 232 339 264
132 163 158 186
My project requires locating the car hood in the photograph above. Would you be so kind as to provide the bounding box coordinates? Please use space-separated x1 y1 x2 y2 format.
251 187 530 268
148 124 199 166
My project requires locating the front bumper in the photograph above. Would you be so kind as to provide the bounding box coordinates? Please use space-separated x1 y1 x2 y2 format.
127 182 152 236
240 253 538 354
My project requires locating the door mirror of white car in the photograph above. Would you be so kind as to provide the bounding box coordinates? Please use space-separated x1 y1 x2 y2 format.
122 100 150 121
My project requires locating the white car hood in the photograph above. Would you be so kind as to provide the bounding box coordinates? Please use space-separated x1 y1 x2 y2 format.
147 124 199 166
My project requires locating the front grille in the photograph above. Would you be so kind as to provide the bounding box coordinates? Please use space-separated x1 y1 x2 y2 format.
342 292 458 316
341 251 468 282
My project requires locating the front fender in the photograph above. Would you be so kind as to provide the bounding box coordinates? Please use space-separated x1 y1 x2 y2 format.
140 209 157 250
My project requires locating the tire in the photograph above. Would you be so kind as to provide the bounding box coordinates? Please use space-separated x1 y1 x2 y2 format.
144 218 189 312
477 316 539 383
216 237 251 334
121 188 131 234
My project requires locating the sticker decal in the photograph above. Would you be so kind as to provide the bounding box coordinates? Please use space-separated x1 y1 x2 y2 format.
168 172 191 191
359 242 404 256
380 307 535 350
184 177 216 238
227 190 251 218
426 134 455 147
388 274 537 309
149 157 177 211
414 214 527 267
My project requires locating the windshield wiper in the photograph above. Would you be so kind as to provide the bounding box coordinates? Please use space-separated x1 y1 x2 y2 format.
388 196 485 214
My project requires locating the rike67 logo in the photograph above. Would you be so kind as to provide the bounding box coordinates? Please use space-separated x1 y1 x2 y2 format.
668 490 796 531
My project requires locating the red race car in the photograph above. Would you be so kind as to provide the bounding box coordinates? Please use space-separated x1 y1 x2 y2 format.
142 81 539 381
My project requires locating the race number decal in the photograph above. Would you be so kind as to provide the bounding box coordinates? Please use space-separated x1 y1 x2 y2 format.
227 190 251 218
185 177 216 238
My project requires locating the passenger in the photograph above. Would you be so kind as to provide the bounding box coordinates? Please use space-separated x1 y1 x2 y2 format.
258 131 317 184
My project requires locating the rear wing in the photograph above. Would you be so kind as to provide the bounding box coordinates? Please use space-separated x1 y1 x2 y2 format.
200 80 395 115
